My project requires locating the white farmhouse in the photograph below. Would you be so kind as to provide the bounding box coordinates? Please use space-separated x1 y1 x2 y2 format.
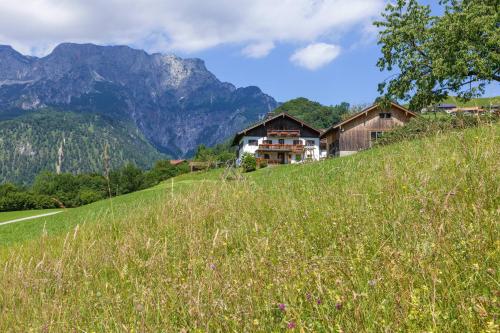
232 112 324 165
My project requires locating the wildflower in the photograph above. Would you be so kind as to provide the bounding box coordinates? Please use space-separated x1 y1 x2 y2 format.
209 263 216 270
278 303 286 311
335 302 343 310
316 298 322 305
287 321 296 329
368 279 377 287
305 292 312 301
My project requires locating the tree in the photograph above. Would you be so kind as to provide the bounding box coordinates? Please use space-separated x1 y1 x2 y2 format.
112 163 145 195
375 0 499 110
193 141 236 164
272 98 350 129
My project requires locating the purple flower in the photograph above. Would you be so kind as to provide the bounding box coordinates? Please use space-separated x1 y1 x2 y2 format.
278 303 286 311
316 298 322 305
306 292 312 301
335 302 343 310
209 263 216 270
287 321 296 329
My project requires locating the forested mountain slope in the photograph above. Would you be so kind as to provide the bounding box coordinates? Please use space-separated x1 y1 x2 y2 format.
0 110 165 184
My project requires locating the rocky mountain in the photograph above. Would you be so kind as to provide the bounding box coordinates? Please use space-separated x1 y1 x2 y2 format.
0 43 277 157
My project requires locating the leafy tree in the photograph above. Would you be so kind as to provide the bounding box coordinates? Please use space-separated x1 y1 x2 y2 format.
110 163 145 195
193 141 236 164
144 160 189 186
272 98 350 129
375 0 500 110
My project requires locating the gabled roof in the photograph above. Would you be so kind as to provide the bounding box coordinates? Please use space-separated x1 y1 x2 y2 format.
232 112 322 146
170 159 187 165
320 102 417 138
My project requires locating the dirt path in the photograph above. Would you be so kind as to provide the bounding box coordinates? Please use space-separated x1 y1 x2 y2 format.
0 211 63 227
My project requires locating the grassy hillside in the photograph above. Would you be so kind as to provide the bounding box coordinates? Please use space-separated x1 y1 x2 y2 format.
0 124 499 331
441 96 499 107
0 109 166 185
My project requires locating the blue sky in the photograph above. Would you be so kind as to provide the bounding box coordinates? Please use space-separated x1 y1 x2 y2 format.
1 0 498 106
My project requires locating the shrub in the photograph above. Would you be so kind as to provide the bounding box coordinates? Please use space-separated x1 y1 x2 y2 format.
241 153 257 173
259 159 268 169
77 189 105 206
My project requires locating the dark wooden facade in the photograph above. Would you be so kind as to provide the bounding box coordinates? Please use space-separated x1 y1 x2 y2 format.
321 103 417 156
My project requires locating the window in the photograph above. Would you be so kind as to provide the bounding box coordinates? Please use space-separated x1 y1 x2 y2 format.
379 112 392 119
248 139 258 146
264 154 270 159
293 139 302 145
263 139 273 144
305 140 315 146
370 131 384 140
279 139 285 144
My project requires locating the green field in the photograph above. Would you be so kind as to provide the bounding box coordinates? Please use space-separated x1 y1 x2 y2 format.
0 124 498 332
441 95 499 108
0 208 62 224
0 171 222 245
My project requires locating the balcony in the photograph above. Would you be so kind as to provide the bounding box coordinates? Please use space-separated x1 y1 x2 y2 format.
257 144 304 153
267 129 300 137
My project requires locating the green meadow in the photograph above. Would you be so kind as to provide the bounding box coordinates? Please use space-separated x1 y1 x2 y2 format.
0 124 498 332
0 209 61 224
441 96 499 108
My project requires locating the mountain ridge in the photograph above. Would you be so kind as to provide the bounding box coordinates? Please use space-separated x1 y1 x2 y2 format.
0 43 277 157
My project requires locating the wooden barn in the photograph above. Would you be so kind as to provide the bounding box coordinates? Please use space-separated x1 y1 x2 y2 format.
321 102 417 157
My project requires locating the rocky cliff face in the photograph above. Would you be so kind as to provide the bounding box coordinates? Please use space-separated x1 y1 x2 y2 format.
0 43 277 157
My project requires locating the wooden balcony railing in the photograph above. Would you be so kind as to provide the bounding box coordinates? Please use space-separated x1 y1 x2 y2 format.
267 129 300 137
257 144 304 152
257 158 283 165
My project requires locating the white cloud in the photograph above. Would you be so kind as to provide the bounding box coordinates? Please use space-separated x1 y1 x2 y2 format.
290 43 341 70
0 0 384 57
241 42 275 58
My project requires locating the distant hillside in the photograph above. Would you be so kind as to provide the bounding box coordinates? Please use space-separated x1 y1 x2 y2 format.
0 110 165 185
272 97 350 129
403 96 500 109
440 95 499 107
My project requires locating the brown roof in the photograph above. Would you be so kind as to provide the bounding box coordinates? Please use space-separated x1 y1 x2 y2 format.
320 102 417 138
170 159 187 165
232 112 322 145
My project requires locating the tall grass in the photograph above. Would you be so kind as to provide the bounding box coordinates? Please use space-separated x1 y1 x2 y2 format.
0 124 499 332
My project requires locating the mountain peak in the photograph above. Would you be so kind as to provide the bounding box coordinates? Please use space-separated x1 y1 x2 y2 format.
0 42 278 157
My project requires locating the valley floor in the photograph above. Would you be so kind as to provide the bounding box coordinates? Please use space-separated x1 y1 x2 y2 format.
0 124 498 332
